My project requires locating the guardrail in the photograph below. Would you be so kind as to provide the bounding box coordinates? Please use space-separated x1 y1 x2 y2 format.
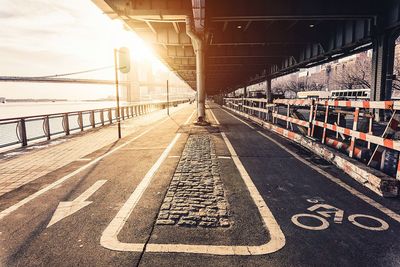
0 100 187 149
224 97 400 181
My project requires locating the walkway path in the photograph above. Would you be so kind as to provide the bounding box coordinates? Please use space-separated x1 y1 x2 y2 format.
0 102 399 266
0 104 189 196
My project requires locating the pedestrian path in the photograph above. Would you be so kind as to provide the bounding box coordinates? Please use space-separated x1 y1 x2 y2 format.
0 103 190 196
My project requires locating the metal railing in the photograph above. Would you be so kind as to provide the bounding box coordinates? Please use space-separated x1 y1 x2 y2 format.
224 97 400 180
0 100 187 149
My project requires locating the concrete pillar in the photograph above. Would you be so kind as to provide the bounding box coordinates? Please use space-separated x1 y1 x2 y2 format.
186 17 206 122
266 78 272 103
243 86 247 98
371 32 396 121
196 41 206 121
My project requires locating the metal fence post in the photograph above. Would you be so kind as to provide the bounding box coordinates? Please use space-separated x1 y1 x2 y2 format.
311 104 318 137
349 107 360 158
321 104 330 144
44 116 51 140
78 112 84 131
100 110 104 126
368 114 373 149
308 101 314 136
63 114 70 135
19 118 28 147
286 104 290 129
90 110 95 128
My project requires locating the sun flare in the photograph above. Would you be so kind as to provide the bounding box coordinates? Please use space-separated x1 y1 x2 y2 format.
109 19 168 73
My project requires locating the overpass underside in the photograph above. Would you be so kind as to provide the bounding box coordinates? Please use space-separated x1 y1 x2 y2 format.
92 0 400 121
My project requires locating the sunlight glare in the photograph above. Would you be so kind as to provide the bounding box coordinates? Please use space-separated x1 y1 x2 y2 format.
109 19 168 73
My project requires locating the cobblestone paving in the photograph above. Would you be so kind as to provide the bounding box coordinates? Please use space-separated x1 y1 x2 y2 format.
156 134 232 228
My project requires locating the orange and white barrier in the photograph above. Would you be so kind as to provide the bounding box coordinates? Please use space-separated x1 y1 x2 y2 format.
325 137 363 159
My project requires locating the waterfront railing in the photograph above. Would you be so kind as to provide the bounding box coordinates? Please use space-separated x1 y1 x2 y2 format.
0 99 187 149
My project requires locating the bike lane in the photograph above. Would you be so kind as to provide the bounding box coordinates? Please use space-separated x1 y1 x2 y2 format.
210 105 400 266
0 105 196 266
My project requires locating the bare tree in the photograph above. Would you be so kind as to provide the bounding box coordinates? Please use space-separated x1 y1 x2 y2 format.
334 53 371 89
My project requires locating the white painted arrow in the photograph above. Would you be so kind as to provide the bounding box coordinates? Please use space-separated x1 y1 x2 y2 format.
47 180 107 228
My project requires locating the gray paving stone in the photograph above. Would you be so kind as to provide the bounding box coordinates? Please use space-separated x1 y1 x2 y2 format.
156 134 232 228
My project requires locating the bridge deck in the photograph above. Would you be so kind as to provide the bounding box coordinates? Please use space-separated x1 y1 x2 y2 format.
0 102 399 266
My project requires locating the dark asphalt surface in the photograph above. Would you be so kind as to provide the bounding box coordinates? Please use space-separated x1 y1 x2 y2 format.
0 102 399 267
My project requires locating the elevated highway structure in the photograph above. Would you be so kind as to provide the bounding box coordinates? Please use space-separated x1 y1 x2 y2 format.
92 0 400 121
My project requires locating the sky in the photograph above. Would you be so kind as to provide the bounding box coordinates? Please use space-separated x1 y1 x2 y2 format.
0 0 172 100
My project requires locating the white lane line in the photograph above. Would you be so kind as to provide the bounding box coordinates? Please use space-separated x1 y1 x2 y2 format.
100 133 182 252
100 107 285 255
76 158 92 162
218 156 231 159
221 107 400 224
0 106 195 221
122 147 167 151
219 132 286 255
220 107 255 129
207 105 220 125
184 109 196 125
100 109 194 251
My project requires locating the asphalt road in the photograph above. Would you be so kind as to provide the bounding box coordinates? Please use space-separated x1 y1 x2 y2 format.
0 102 399 267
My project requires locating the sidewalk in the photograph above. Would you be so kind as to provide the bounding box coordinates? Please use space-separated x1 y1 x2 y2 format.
0 103 191 196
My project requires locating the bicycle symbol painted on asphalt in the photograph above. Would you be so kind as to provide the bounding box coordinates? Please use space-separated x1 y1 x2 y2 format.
291 202 389 231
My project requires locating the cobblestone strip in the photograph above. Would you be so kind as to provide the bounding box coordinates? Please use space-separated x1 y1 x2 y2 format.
156 134 232 228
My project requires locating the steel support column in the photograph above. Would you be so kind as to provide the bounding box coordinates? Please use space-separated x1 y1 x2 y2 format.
266 78 272 103
371 32 396 121
186 17 206 122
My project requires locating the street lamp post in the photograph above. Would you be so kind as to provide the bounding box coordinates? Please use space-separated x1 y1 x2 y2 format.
167 79 170 116
114 48 122 139
113 47 130 139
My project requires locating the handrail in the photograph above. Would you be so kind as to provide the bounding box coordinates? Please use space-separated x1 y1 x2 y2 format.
0 99 187 122
0 99 188 150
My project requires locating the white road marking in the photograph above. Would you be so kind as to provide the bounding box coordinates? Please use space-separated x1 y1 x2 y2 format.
100 133 182 252
47 180 107 227
207 105 220 125
168 155 181 158
0 106 194 221
220 107 400 224
76 158 92 162
348 214 389 231
307 204 344 224
220 108 255 129
219 132 286 254
184 109 196 125
100 107 286 256
291 214 330 231
122 147 167 151
217 156 231 159
100 109 195 252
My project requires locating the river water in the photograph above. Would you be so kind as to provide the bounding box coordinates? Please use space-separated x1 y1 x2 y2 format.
0 101 122 119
